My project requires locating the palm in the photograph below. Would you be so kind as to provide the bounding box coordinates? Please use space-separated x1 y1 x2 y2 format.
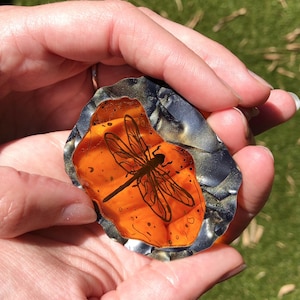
1 222 141 298
1 221 242 299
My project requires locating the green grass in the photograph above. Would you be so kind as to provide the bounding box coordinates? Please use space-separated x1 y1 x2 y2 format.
9 0 300 299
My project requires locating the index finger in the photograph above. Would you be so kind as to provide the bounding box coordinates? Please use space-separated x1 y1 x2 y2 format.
0 167 96 238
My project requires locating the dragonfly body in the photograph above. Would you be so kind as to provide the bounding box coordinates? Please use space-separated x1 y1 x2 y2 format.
103 114 194 222
102 153 165 203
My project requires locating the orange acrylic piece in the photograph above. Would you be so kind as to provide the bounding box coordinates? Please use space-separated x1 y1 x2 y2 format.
73 98 205 248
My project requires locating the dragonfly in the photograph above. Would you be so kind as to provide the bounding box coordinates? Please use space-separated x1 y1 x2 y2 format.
103 114 195 222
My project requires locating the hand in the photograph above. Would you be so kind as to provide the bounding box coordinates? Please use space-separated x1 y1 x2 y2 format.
1 1 296 143
0 1 298 299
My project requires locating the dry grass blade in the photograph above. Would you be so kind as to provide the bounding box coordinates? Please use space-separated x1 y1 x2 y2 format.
286 174 296 195
249 218 258 242
276 241 286 249
278 284 296 298
265 46 280 53
242 226 251 247
159 11 168 18
286 43 300 51
241 218 264 248
264 53 282 61
213 8 247 32
254 225 264 244
278 0 288 9
277 67 296 78
255 271 266 280
267 61 279 72
174 0 183 12
185 10 204 29
288 53 297 67
285 28 300 42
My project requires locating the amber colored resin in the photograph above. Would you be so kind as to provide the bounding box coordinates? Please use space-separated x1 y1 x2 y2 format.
73 98 205 248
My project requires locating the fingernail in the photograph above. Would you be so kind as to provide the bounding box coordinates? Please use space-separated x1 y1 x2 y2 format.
258 145 274 162
218 263 247 283
236 106 260 121
288 92 300 111
219 77 243 104
248 70 274 89
60 203 97 224
233 107 255 144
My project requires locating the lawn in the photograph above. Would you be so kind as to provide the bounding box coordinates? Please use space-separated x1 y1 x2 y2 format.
8 0 300 299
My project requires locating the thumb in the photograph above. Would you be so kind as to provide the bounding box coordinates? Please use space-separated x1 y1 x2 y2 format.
168 244 246 298
103 244 245 299
0 167 96 238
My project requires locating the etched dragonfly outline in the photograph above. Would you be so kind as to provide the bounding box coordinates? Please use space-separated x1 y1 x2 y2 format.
103 114 195 222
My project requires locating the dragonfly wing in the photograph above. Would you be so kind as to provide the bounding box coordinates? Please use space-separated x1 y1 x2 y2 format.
105 132 142 174
154 168 195 207
124 115 151 161
137 174 172 222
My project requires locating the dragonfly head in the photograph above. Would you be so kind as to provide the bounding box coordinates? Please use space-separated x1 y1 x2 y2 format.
154 153 165 165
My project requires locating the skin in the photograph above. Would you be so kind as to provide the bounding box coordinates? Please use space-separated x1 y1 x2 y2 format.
0 1 297 299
